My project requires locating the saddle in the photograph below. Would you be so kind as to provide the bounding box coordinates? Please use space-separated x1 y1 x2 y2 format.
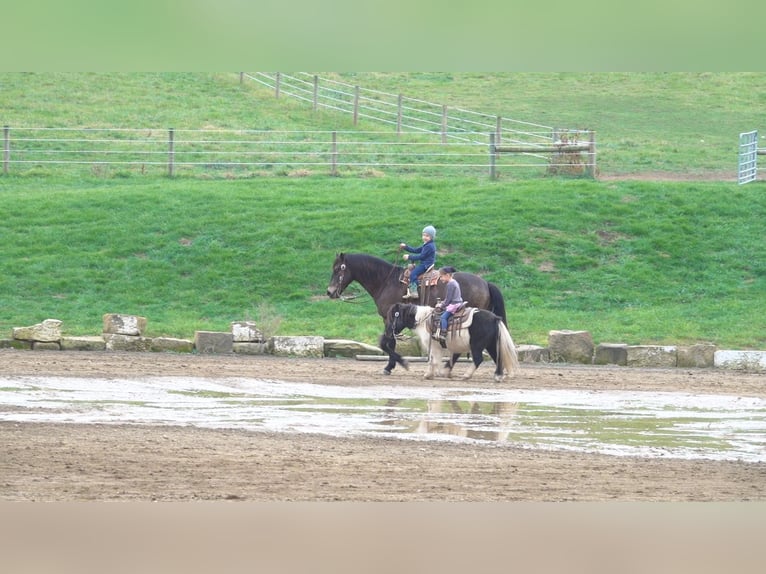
399 264 435 285
431 304 475 338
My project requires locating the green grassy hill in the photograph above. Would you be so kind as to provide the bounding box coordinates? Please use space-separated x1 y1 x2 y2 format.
1 73 765 349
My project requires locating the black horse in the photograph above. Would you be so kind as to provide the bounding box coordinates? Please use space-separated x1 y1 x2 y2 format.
385 303 519 382
326 252 508 374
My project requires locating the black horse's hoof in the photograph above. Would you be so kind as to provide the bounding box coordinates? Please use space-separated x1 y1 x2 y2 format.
382 368 392 376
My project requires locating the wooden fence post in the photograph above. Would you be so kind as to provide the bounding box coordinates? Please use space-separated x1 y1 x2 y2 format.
168 128 175 177
275 73 281 98
397 94 403 136
313 75 319 111
496 116 502 145
331 131 338 176
441 105 447 144
586 130 596 178
353 86 359 126
489 132 497 180
3 126 9 175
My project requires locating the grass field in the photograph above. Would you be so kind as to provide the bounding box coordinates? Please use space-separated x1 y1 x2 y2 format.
1 73 765 350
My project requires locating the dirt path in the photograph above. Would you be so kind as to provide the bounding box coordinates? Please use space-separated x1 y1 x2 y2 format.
1 350 765 501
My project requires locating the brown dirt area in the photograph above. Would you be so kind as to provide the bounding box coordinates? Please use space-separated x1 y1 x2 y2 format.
1 350 764 501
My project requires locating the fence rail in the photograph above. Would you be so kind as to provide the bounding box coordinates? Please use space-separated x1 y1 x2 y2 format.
2 125 596 179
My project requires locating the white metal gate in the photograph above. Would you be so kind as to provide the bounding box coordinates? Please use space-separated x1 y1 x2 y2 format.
738 130 758 185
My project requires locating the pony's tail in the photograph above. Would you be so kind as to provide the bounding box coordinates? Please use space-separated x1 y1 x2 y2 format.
488 282 508 326
496 319 520 376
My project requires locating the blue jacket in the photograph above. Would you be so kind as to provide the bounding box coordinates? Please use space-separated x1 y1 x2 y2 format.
404 241 436 268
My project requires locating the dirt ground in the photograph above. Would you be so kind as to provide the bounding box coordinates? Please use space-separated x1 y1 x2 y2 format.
1 350 765 501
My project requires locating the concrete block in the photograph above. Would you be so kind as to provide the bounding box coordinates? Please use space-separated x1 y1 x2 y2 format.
677 344 717 368
231 321 264 342
194 331 233 354
151 337 194 353
516 344 549 363
324 339 385 358
714 350 766 372
104 334 153 352
548 330 594 364
594 343 628 366
233 342 269 355
13 319 62 342
626 345 677 368
60 336 107 351
102 314 147 336
269 336 324 358
32 341 61 351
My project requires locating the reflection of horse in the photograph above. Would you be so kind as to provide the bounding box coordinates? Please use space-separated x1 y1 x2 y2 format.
381 399 519 441
386 303 519 382
326 252 508 375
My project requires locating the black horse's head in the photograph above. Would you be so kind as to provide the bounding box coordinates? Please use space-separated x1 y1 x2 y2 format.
385 303 417 337
326 252 353 299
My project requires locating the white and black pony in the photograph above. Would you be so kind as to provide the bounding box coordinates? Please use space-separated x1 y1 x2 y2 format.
385 303 519 382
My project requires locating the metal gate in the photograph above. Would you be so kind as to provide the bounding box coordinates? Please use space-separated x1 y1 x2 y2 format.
738 130 758 185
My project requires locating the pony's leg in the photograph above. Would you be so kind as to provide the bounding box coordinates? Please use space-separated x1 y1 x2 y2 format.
425 344 443 380
379 333 408 375
462 340 485 380
439 353 459 378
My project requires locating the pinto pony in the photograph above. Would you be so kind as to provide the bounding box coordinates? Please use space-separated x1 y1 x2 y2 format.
386 303 519 382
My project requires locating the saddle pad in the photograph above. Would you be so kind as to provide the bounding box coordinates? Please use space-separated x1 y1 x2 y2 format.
431 307 478 334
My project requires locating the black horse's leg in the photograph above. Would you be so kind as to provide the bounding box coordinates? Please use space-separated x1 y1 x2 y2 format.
379 333 409 375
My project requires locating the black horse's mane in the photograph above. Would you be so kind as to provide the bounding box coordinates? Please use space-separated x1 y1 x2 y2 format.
344 252 404 282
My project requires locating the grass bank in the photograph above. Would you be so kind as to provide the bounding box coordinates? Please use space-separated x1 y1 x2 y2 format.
1 175 764 349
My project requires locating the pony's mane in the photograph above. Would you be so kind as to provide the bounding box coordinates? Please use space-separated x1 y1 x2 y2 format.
413 304 433 323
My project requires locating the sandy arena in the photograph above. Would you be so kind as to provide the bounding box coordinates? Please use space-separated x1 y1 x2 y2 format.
1 350 764 501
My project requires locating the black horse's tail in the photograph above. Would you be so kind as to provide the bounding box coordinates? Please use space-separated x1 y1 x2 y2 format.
488 282 508 325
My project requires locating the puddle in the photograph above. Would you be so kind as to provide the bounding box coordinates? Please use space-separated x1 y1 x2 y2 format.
1 376 765 462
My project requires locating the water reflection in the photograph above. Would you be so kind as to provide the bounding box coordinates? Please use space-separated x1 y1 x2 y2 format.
1 376 765 462
379 399 519 441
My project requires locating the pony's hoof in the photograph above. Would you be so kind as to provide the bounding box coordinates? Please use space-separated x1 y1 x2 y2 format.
382 368 392 376
401 359 410 371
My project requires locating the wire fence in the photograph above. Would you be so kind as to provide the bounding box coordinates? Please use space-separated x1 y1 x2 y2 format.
2 125 596 180
243 72 590 147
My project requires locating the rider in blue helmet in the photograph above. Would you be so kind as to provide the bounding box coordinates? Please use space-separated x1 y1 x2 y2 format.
399 225 436 299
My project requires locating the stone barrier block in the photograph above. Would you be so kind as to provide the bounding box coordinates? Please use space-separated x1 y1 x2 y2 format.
626 345 677 368
324 339 385 358
61 336 107 351
516 345 549 363
677 344 717 368
0 338 32 350
103 314 147 336
231 321 265 342
548 330 594 364
714 350 766 372
269 336 324 358
104 334 153 352
151 337 194 353
594 343 628 366
12 319 63 342
32 341 61 351
194 331 233 354
233 342 269 355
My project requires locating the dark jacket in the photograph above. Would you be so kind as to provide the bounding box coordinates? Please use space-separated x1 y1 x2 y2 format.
403 241 436 268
